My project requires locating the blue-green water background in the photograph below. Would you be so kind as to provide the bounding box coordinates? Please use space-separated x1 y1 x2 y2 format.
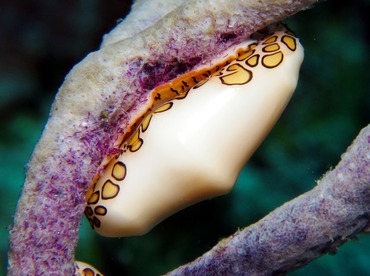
1 0 369 275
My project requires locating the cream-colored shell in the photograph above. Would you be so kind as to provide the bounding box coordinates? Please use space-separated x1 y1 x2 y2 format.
85 26 304 237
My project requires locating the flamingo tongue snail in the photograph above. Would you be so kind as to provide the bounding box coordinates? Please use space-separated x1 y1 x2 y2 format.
75 261 103 276
83 23 304 239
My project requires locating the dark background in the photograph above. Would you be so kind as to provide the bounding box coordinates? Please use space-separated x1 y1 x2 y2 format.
1 0 369 275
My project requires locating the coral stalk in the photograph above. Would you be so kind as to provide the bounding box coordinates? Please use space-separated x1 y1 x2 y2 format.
167 124 370 275
8 0 318 274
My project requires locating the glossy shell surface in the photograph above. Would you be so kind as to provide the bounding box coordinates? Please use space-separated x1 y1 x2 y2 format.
85 24 304 237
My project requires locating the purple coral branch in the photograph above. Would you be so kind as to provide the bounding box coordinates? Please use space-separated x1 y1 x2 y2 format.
8 0 320 275
167 124 370 275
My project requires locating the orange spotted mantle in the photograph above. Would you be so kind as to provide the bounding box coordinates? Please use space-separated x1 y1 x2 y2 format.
75 261 103 276
84 25 299 233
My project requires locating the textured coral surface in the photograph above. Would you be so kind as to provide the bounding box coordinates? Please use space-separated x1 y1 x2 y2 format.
167 125 370 275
